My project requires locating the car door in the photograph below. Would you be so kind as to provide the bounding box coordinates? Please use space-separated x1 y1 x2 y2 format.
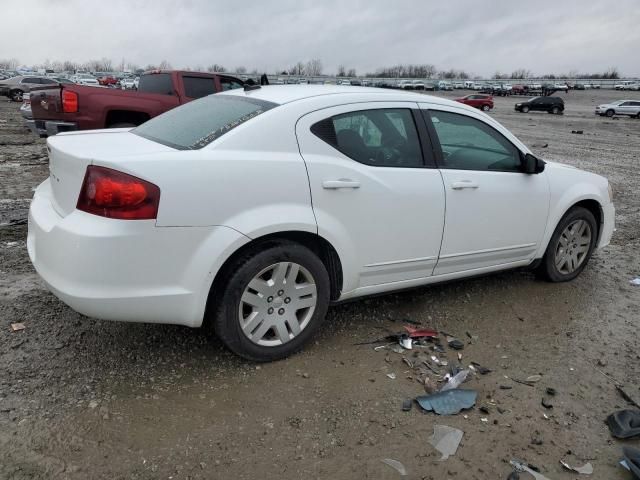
419 104 549 275
618 101 633 115
295 103 446 293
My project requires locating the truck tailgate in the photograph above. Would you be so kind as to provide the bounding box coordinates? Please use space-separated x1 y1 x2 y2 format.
29 85 65 121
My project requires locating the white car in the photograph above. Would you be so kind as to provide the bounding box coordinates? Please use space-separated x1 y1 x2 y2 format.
71 74 99 86
28 86 615 361
614 81 639 90
120 77 137 89
595 100 640 118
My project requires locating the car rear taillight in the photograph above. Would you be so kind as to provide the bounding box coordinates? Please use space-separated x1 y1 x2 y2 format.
62 90 78 113
77 166 160 220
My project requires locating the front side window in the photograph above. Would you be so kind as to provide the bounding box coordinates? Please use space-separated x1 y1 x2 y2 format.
182 76 216 99
23 77 40 84
311 109 423 167
133 95 277 149
426 110 522 172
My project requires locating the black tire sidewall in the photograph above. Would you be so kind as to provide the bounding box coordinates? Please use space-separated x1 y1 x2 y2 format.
213 242 330 362
541 207 598 282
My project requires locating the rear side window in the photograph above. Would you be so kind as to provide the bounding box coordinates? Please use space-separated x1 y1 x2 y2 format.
133 95 277 149
182 76 216 99
40 78 56 84
138 73 173 95
311 108 423 167
220 77 244 91
23 77 40 83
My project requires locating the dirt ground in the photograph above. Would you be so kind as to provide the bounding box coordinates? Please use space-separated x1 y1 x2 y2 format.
1 89 639 480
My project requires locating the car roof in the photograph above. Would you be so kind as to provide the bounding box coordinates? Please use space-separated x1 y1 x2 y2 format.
220 85 468 109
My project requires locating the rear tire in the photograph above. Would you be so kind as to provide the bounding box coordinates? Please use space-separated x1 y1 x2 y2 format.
210 241 330 362
481 104 490 111
537 206 598 282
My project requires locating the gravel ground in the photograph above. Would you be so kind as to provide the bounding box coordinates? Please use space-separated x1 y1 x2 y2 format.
0 90 639 480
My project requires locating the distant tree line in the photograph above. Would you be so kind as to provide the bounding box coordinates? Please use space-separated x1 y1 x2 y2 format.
0 57 624 80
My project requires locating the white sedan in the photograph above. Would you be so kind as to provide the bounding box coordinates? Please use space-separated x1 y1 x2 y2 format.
28 86 615 361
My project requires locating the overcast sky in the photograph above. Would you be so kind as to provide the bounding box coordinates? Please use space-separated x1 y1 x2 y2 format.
3 0 639 77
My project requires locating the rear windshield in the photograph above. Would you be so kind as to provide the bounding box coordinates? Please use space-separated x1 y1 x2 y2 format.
133 94 278 149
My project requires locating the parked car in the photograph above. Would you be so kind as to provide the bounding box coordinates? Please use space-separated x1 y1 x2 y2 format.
120 77 137 89
438 81 452 91
0 75 59 101
98 75 118 86
614 81 639 90
515 96 564 114
453 82 464 89
595 100 640 118
71 73 100 86
27 86 614 361
28 70 245 136
455 94 494 111
398 80 414 90
412 80 425 90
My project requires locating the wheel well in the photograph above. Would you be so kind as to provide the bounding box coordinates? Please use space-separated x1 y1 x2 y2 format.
208 231 343 308
105 110 150 127
572 199 603 240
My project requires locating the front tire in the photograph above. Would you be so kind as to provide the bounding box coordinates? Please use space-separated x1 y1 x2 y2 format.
10 89 23 102
538 207 598 282
605 109 615 117
551 106 560 114
211 242 330 361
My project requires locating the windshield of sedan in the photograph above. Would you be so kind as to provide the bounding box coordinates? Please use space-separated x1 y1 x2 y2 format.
133 94 278 149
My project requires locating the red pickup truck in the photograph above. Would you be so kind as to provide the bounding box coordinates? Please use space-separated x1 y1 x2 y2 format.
28 70 245 136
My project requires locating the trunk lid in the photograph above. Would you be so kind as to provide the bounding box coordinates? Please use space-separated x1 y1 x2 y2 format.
47 130 175 217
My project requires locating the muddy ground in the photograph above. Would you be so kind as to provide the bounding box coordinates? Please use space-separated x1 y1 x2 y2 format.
0 90 639 480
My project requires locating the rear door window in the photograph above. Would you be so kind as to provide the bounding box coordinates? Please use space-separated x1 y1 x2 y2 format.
182 76 216 99
138 73 174 95
133 95 277 149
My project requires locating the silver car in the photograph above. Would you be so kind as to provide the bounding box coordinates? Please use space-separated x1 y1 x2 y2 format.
0 75 58 101
595 100 640 118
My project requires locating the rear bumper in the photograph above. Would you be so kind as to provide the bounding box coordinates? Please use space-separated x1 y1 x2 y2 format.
44 120 77 136
28 179 249 327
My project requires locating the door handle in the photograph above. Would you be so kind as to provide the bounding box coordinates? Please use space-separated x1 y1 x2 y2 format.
322 179 361 189
451 180 479 190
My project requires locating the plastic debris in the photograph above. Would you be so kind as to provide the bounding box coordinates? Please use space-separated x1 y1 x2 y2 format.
470 362 492 375
441 369 470 391
560 460 593 475
541 398 553 409
404 325 438 338
381 458 407 476
546 387 557 396
607 410 640 439
387 373 397 380
526 375 542 383
402 399 412 412
416 389 477 415
631 277 640 286
448 339 465 350
399 335 413 350
510 459 553 480
429 425 463 460
10 323 25 332
622 447 640 478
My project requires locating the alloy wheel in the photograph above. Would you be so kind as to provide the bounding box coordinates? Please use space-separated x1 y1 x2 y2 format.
554 219 592 275
239 262 317 347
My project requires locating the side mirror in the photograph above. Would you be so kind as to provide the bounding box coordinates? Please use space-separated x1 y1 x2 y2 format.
523 153 545 174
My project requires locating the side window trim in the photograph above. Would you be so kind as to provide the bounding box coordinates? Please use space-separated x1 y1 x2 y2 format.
422 108 525 173
311 107 431 169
